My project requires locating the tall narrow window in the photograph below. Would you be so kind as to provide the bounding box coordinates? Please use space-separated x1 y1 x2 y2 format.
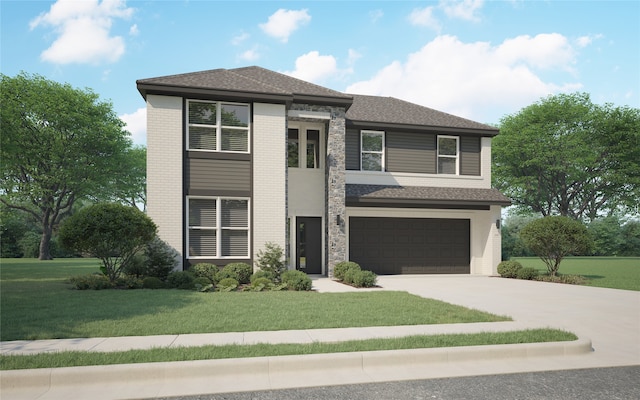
287 129 299 167
438 136 458 174
361 130 384 171
306 129 319 168
188 198 217 257
187 100 249 152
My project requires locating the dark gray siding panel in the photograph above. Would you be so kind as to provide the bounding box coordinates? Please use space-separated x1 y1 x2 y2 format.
460 136 481 176
345 129 360 170
386 132 436 174
187 158 250 193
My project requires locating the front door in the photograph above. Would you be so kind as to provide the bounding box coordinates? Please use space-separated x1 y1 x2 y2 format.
297 217 322 274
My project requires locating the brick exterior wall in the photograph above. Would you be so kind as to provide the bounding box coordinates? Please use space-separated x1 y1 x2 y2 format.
146 95 183 270
252 103 287 266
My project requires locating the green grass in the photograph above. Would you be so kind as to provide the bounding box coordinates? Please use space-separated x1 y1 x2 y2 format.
0 258 509 341
513 257 640 291
0 329 576 370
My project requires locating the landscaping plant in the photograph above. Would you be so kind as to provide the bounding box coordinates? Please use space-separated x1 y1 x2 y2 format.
255 242 286 282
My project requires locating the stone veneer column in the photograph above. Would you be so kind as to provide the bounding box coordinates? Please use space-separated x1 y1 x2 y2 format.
326 107 346 277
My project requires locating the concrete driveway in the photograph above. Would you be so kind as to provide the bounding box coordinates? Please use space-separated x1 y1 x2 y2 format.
377 275 640 368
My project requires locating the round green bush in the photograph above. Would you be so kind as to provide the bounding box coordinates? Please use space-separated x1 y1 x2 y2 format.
193 277 213 291
343 268 359 285
334 261 361 281
142 276 165 289
167 271 195 289
219 263 252 284
250 270 275 283
350 270 378 288
67 274 113 290
281 270 312 291
217 277 239 291
497 260 523 278
516 267 539 280
251 277 273 291
192 263 218 284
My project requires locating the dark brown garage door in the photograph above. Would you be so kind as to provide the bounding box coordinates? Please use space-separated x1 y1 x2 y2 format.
349 217 470 274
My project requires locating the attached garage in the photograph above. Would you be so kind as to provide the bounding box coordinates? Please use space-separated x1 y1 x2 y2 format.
349 217 471 275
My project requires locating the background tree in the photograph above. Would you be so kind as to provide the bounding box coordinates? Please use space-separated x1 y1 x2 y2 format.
58 203 157 282
1 72 133 259
500 213 536 260
104 146 147 211
493 93 640 222
520 216 592 276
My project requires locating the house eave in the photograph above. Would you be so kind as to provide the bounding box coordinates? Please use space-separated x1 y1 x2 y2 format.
346 120 499 136
136 83 292 104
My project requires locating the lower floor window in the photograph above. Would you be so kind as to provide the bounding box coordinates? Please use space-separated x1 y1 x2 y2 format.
187 197 249 258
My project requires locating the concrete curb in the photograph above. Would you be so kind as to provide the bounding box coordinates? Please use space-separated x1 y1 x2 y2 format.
1 338 593 400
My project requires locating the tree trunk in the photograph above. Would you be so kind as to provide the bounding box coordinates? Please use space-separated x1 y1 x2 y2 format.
39 226 53 260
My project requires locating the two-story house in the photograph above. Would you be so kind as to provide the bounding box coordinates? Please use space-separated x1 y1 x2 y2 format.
136 66 510 277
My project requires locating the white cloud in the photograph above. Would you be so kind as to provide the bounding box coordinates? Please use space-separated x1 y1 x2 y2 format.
238 47 260 62
347 49 362 66
369 9 384 23
440 0 484 22
283 51 339 83
29 0 134 65
408 6 441 31
120 107 146 146
129 23 139 36
346 34 582 123
232 32 250 45
576 33 603 48
259 9 311 43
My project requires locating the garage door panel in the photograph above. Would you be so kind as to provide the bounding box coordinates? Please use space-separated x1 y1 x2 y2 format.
349 217 470 275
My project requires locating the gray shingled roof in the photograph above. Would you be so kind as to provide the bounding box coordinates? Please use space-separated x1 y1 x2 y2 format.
347 94 497 132
137 66 351 101
346 184 511 206
137 66 497 132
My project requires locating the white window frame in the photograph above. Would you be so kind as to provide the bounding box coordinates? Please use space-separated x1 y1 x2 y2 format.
360 130 385 171
186 196 251 260
437 135 459 175
186 100 251 153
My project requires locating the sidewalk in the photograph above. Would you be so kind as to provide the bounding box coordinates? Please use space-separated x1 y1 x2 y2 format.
1 276 638 400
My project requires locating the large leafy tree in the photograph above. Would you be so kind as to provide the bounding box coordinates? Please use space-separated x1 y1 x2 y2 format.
493 93 640 222
1 72 133 260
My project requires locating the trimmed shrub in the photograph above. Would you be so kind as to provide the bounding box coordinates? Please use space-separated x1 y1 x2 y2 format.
281 270 313 291
250 270 275 283
142 276 165 289
192 263 218 284
350 270 378 288
516 267 538 280
250 277 273 291
167 271 195 290
255 242 286 282
115 275 144 289
58 203 157 283
218 263 252 284
497 260 523 278
217 277 239 292
67 274 113 290
193 277 214 292
334 261 361 281
144 237 179 281
536 274 587 285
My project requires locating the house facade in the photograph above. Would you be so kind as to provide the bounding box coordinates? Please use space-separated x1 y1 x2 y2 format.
137 66 510 277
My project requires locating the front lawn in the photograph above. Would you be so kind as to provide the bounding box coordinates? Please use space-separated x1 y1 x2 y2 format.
0 259 509 341
512 257 640 291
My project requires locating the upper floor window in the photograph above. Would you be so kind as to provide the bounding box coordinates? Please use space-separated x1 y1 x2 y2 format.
187 100 250 153
288 127 321 169
361 130 384 171
437 135 458 174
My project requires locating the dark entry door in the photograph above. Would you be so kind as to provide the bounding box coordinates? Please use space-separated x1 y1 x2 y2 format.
297 217 322 274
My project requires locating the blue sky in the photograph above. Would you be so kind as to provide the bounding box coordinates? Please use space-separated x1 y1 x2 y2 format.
2 0 639 145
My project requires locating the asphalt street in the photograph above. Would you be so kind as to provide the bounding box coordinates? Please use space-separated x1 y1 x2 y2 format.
154 366 640 400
